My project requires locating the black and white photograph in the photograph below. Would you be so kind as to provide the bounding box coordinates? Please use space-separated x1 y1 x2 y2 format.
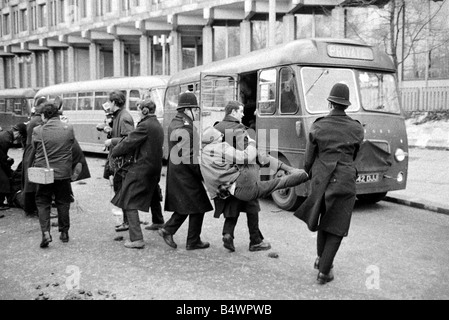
0 0 448 307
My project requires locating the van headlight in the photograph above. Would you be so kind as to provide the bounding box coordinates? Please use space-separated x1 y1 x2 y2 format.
395 148 406 162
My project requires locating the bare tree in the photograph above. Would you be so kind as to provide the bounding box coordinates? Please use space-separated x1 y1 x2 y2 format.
345 0 448 83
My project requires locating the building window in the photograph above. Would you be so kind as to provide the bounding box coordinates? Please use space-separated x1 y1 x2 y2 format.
30 1 37 31
20 9 27 32
12 5 19 34
3 13 10 35
213 24 240 62
38 3 47 28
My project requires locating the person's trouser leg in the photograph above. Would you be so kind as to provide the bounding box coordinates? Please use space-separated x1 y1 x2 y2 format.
150 190 164 224
124 209 143 242
23 191 37 214
222 215 239 239
246 211 264 246
35 184 53 234
53 179 72 233
319 231 343 275
234 169 307 201
163 212 188 235
186 213 205 246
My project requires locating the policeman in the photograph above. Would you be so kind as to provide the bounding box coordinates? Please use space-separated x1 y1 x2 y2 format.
158 92 213 250
294 83 364 285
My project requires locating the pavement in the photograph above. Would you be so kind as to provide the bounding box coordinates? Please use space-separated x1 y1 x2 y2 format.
384 118 449 215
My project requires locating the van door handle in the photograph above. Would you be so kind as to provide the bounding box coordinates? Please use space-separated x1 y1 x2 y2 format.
296 121 302 137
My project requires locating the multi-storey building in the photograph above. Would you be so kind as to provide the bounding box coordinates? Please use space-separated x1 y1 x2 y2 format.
0 0 385 90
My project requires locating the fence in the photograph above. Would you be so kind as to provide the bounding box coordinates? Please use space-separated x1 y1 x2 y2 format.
401 86 449 112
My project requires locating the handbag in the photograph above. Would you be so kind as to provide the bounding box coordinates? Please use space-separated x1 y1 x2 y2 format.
28 129 54 185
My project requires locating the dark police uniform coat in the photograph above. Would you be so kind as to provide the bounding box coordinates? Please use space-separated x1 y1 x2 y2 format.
111 114 163 212
22 114 43 193
164 112 212 215
294 109 364 237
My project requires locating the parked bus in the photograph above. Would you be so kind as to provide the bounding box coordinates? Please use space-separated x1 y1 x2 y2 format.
0 88 38 131
163 38 408 210
35 76 169 154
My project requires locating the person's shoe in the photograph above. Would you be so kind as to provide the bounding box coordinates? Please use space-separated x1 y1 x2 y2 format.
145 223 164 231
222 234 235 252
249 241 271 252
314 257 320 270
115 223 129 232
124 239 145 249
40 232 52 248
158 228 177 249
186 241 210 251
317 270 335 285
60 231 69 243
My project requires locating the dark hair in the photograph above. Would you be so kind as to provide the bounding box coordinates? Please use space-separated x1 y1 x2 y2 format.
41 102 60 120
225 101 243 116
109 90 126 108
138 99 156 114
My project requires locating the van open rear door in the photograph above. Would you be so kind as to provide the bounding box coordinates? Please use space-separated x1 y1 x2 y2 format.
199 73 238 135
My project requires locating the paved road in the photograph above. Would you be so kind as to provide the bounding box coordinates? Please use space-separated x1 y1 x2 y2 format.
1 151 449 301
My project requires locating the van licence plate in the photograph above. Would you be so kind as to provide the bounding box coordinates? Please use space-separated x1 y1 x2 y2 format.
356 173 380 184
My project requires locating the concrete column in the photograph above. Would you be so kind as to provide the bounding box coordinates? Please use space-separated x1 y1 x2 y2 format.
202 26 213 64
30 53 37 88
140 35 150 76
240 20 251 55
283 14 296 43
67 47 75 83
332 7 346 39
14 57 21 88
89 42 99 80
169 31 180 75
113 38 124 77
48 49 55 85
0 58 5 89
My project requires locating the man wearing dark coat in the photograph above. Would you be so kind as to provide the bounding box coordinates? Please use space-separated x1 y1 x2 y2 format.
0 124 26 210
213 101 272 253
111 99 164 249
33 102 76 248
294 83 364 285
158 92 213 250
103 91 135 233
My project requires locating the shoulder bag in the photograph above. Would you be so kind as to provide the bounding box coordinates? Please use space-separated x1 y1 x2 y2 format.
28 128 54 184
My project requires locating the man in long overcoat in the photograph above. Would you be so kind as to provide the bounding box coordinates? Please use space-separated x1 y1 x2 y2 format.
103 91 135 232
159 92 213 250
294 83 364 285
111 99 164 249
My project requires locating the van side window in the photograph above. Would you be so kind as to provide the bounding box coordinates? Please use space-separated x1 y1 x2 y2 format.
258 69 276 115
280 67 299 114
63 93 77 111
129 90 140 111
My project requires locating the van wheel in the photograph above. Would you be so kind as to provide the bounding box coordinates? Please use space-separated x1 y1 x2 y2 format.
272 186 304 211
357 192 387 204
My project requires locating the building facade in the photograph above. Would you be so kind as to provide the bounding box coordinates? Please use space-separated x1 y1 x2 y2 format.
0 0 354 89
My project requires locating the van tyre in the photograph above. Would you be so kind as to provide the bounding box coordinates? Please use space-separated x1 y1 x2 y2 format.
357 192 387 204
272 187 305 211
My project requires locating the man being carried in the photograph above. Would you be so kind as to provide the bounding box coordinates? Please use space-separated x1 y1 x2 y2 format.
200 126 309 202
